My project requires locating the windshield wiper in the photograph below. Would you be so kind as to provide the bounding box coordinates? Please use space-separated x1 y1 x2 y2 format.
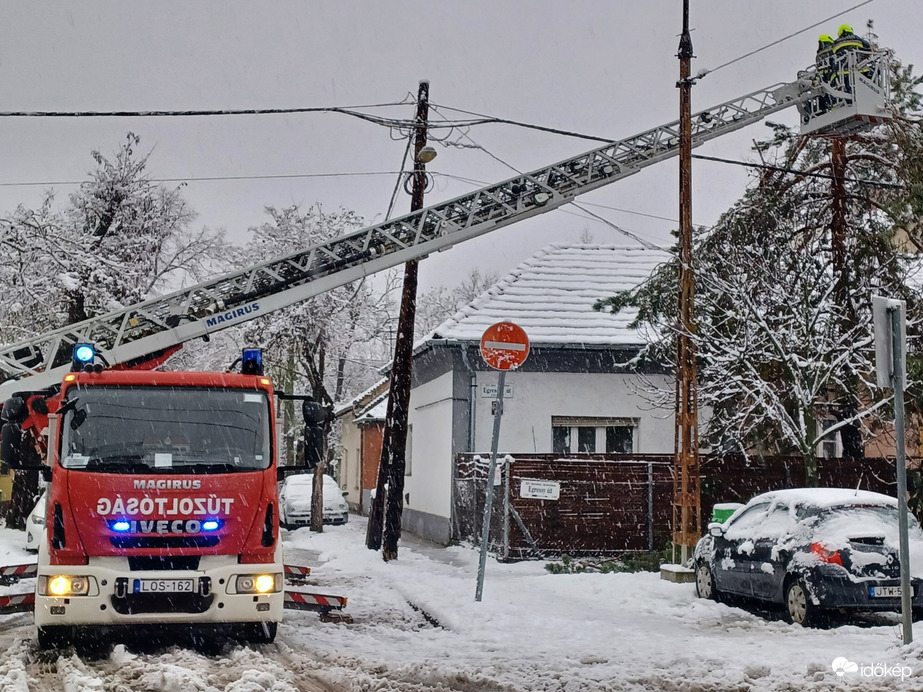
173 463 253 474
83 456 150 473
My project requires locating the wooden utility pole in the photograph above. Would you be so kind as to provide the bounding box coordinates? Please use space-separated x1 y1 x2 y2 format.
673 0 702 564
829 136 863 462
830 138 848 307
366 80 431 559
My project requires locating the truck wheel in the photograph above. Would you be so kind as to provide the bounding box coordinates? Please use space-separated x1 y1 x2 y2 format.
247 621 278 644
37 625 74 650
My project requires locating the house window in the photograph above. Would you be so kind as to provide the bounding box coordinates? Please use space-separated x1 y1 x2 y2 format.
606 426 633 454
577 427 596 453
551 417 637 454
818 418 839 459
552 426 571 455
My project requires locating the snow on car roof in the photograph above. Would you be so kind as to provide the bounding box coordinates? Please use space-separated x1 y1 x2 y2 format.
746 487 896 509
285 474 337 485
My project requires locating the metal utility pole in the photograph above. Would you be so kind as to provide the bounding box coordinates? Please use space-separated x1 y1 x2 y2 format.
365 80 432 559
673 0 702 564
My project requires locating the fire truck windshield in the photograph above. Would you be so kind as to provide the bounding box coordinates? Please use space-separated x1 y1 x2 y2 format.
59 386 272 473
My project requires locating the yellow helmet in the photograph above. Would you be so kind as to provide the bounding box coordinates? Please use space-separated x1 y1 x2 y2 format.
818 34 834 45
838 24 853 36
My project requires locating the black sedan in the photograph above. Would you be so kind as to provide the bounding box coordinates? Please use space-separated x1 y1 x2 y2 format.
693 488 923 626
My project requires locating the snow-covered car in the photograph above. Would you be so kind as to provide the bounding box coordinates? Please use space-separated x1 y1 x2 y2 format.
25 490 47 552
693 488 923 626
279 474 349 528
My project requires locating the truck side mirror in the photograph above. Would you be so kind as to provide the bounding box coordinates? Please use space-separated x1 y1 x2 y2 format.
302 397 325 471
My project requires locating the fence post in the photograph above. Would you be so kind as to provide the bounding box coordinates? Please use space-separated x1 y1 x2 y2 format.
648 462 654 551
502 455 512 561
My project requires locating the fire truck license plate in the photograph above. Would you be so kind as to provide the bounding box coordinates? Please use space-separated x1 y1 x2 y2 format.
134 579 195 594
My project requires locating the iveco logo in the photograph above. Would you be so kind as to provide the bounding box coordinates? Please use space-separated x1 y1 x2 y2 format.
108 519 219 535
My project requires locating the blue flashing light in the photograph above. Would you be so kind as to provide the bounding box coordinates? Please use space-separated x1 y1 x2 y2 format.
111 520 131 532
241 348 263 376
201 519 221 532
72 343 96 371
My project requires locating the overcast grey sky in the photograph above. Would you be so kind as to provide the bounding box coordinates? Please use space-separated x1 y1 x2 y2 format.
0 1 918 291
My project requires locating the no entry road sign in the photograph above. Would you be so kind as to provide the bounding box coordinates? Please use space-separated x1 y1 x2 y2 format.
479 322 530 371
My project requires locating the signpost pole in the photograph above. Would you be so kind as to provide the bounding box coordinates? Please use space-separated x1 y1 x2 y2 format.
891 304 913 645
475 321 529 601
873 295 912 645
502 455 510 562
475 370 506 602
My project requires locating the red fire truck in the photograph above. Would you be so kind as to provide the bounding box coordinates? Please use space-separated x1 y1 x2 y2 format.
3 347 286 648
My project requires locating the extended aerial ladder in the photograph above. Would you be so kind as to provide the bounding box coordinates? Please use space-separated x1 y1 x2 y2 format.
0 51 893 400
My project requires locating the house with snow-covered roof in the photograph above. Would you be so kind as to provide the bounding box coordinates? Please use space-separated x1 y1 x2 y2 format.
394 242 676 543
334 378 389 513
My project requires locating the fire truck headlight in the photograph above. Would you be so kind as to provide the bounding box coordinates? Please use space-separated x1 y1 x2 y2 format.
41 575 90 597
235 573 281 594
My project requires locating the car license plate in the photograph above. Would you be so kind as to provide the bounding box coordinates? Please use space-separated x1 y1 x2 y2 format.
870 585 905 598
133 579 195 594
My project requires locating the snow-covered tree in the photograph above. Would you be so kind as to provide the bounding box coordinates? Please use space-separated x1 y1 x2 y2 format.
237 204 398 461
0 133 229 343
62 133 229 321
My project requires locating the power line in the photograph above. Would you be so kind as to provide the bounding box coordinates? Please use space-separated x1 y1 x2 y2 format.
697 0 877 79
692 153 905 189
0 170 408 188
0 100 410 119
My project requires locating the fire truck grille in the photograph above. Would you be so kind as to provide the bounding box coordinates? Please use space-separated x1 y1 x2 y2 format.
128 556 201 571
110 536 220 549
110 592 214 615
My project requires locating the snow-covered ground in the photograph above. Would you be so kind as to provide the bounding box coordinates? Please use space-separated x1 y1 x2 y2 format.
1 518 923 690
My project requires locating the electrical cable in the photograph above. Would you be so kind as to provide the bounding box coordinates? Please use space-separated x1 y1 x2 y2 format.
0 100 411 119
0 170 410 188
430 103 615 144
692 153 904 189
432 106 670 250
385 126 414 221
696 0 877 79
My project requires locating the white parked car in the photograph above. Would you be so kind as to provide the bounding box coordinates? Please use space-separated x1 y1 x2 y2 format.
25 490 47 552
279 474 348 528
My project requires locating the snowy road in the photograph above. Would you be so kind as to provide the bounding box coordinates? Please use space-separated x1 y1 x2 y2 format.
3 521 923 690
0 616 344 691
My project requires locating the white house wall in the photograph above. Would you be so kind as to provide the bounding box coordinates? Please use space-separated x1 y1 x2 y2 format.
472 371 674 454
405 371 456 521
337 413 363 509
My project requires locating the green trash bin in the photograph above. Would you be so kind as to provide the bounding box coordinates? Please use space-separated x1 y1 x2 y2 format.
711 502 744 524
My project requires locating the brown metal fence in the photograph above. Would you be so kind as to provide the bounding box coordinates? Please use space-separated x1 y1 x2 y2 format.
453 453 899 561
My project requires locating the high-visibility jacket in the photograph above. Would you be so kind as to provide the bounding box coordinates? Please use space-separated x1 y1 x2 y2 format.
815 42 834 81
832 32 870 55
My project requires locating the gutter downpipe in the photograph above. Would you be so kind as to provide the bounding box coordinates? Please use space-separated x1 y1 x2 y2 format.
459 343 477 452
